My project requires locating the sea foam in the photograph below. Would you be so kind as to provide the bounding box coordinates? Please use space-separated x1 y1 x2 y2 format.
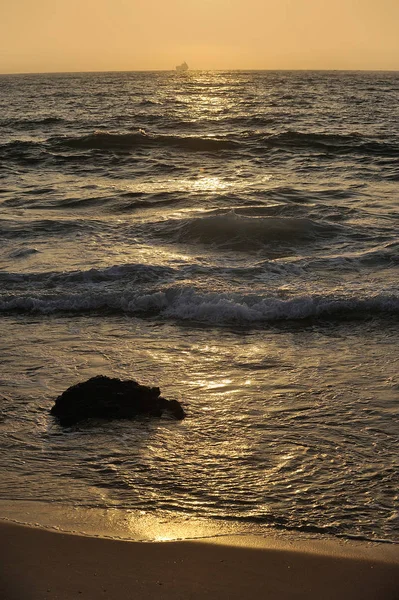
1 287 398 323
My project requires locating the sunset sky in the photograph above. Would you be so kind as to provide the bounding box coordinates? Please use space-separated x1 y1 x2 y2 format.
1 0 398 74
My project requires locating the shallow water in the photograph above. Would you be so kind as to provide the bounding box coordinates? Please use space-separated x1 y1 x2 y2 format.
1 315 398 541
0 70 398 542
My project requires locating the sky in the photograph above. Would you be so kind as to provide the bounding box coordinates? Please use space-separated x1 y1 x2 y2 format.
1 0 398 74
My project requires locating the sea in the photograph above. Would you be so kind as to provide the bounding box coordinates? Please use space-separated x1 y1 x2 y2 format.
0 70 398 544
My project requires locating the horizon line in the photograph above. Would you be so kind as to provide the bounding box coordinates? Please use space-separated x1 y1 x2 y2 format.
1 67 398 77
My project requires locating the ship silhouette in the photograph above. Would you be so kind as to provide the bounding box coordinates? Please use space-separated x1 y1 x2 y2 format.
176 61 189 72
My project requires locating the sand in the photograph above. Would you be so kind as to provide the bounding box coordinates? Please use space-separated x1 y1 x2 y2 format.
1 521 398 600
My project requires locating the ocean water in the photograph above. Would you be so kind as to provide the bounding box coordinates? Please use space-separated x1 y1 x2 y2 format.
0 70 398 543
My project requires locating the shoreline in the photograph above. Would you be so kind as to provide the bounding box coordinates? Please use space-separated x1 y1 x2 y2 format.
1 499 398 547
1 520 399 600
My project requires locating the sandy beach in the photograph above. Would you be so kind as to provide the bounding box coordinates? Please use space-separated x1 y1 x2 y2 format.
1 521 398 600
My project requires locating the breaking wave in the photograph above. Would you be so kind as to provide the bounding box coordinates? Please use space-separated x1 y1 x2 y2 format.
1 287 398 323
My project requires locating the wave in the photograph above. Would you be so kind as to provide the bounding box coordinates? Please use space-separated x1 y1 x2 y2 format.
261 131 399 156
295 243 399 270
2 129 396 166
0 218 97 239
114 191 187 213
152 211 341 251
1 116 65 129
0 263 174 287
1 287 398 323
51 131 239 153
156 115 278 130
7 248 40 259
51 130 399 157
0 139 43 154
0 133 236 164
3 241 396 289
139 99 160 106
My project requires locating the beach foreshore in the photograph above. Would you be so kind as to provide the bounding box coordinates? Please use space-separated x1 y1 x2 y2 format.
1 520 398 600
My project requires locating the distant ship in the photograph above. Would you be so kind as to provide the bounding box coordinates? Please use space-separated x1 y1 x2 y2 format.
176 61 189 72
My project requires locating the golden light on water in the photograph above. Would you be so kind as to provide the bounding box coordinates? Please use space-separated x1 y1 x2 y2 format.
191 176 229 192
115 176 230 196
116 173 272 200
202 378 233 390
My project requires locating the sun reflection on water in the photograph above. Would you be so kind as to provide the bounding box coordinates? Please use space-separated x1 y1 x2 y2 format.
191 176 229 192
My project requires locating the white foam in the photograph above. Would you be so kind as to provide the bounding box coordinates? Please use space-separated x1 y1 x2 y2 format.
1 287 398 323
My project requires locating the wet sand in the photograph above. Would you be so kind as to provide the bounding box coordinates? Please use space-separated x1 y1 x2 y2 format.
1 521 398 599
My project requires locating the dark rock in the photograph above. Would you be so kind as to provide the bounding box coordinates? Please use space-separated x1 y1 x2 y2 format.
50 375 186 426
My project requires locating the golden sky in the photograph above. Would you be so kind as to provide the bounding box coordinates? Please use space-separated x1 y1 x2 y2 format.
1 0 398 73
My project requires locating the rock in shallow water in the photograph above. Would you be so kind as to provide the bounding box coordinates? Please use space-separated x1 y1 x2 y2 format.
50 375 186 426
